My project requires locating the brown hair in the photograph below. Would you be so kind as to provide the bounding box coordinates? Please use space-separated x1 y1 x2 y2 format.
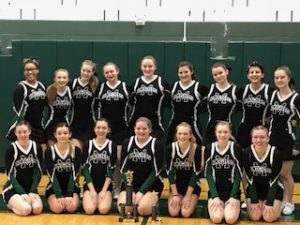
275 66 295 90
81 60 99 92
215 120 232 132
251 125 269 137
211 62 235 86
54 123 74 158
47 68 69 105
177 61 198 80
135 117 152 132
102 62 120 74
140 55 157 68
14 120 31 132
175 122 197 163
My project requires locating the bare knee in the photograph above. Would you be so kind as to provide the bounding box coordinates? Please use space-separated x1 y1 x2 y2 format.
15 205 32 216
210 214 223 224
138 204 152 216
83 204 96 215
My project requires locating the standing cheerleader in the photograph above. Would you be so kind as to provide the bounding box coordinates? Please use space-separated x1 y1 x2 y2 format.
204 121 242 224
205 63 238 144
6 57 47 150
45 123 81 213
45 69 72 146
70 60 99 148
82 119 117 214
3 121 43 216
237 61 273 148
166 61 207 145
128 55 170 139
166 122 202 218
243 126 283 222
96 62 130 197
269 66 300 215
118 117 164 216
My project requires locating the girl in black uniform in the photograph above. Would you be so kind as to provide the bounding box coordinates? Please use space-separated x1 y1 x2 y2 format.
166 61 207 145
118 117 164 216
204 121 242 224
45 69 72 146
269 66 300 215
205 63 238 144
128 55 170 140
166 122 202 218
237 62 273 148
82 119 117 214
45 123 81 213
70 60 99 149
243 126 283 222
96 62 130 197
3 121 43 216
6 57 47 150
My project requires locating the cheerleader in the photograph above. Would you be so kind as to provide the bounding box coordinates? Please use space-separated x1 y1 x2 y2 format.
82 119 117 214
237 61 273 148
204 121 242 224
269 66 300 215
70 60 99 149
45 69 72 146
166 61 207 145
118 117 164 216
45 123 81 213
95 62 130 197
128 55 170 140
6 57 47 150
3 121 43 216
243 126 283 222
205 63 238 144
166 122 202 218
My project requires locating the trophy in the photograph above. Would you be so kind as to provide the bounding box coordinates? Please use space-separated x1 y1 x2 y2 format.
150 191 161 222
119 170 139 222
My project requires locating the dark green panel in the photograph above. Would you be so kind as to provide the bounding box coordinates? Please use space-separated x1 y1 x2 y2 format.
11 41 23 81
184 42 209 85
0 56 16 166
280 43 300 92
228 42 245 85
93 42 129 82
56 41 93 79
243 42 281 85
127 42 165 83
21 40 57 84
163 42 184 84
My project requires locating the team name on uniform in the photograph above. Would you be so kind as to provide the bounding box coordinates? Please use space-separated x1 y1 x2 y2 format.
53 97 71 109
250 162 272 176
89 150 110 164
15 155 36 168
28 89 46 100
101 90 124 101
73 87 93 99
54 159 72 172
136 84 158 96
270 102 290 115
212 155 235 169
173 91 194 102
244 94 266 108
209 93 232 104
173 158 192 170
128 149 152 162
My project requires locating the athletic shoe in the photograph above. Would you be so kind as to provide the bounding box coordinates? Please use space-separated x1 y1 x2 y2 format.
282 202 295 216
241 201 247 209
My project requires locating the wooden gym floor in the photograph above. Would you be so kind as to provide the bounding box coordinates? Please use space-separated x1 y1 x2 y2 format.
0 174 300 225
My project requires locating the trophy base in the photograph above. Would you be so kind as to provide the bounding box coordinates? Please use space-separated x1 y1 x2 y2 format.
119 203 139 223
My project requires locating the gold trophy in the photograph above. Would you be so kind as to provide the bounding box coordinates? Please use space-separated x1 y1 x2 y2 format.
119 170 139 222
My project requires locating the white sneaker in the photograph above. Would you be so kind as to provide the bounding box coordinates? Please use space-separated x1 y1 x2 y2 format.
281 202 286 212
282 202 295 216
